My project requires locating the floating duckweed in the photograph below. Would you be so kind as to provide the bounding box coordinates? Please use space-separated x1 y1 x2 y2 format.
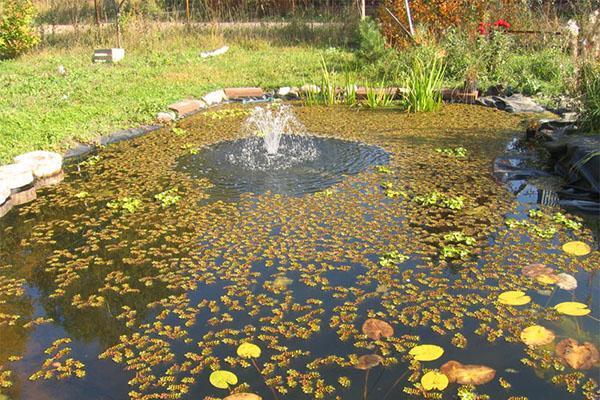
0 104 597 400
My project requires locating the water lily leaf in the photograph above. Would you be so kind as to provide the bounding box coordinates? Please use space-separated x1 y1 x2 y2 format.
210 370 238 389
554 302 591 316
520 325 555 346
409 344 444 361
497 290 531 306
361 318 394 340
224 393 262 400
562 241 591 256
421 370 449 391
536 274 559 285
555 273 577 291
237 343 261 359
440 361 496 385
356 354 383 370
555 338 599 370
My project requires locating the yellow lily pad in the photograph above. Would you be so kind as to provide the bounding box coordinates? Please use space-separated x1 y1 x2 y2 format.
209 370 238 389
237 342 261 359
497 290 531 306
536 274 558 285
562 241 591 256
520 325 555 346
409 344 445 361
554 302 591 316
421 370 449 391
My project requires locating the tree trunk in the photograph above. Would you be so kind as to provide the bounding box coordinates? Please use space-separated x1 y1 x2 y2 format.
94 0 101 26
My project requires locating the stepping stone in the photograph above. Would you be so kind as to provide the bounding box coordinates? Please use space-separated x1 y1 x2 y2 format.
35 170 65 189
0 182 10 217
0 163 37 206
10 186 37 206
224 87 264 99
0 181 9 203
0 163 34 189
168 100 205 116
0 197 11 218
14 151 63 178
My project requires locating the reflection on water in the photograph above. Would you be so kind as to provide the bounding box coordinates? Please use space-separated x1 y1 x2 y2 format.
0 105 598 400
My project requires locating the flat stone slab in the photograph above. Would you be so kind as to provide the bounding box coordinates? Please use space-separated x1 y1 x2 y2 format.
477 94 545 113
14 150 63 178
0 163 34 189
224 87 264 99
168 100 205 116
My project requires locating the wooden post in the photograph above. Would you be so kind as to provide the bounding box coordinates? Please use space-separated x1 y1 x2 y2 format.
404 0 414 36
185 0 191 22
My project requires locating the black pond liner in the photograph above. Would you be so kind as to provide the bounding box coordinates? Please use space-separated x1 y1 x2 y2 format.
176 134 390 199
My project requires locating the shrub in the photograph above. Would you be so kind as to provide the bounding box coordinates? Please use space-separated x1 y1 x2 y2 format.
0 0 39 59
379 0 487 47
355 17 389 65
579 61 600 132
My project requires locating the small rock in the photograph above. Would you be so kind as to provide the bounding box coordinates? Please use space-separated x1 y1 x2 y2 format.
277 87 292 96
300 84 320 94
157 111 176 124
202 89 227 106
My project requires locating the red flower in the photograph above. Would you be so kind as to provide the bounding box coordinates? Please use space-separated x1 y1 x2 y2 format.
493 19 511 30
477 22 490 35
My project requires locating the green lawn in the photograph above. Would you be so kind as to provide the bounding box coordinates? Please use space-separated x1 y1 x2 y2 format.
0 27 350 162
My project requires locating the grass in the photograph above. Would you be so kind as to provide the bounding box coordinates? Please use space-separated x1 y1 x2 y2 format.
0 23 353 162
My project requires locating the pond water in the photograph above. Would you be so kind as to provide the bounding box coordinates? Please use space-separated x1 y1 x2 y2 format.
177 135 390 198
0 105 598 400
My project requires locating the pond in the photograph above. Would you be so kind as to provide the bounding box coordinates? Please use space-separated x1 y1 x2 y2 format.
0 104 598 400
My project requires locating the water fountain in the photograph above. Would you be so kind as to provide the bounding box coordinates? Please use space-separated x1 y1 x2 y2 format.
177 105 390 198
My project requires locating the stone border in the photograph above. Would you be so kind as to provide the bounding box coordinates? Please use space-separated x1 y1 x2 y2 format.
0 84 550 221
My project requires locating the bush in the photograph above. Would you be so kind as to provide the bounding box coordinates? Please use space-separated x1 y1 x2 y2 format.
579 61 600 132
0 0 39 59
355 17 389 65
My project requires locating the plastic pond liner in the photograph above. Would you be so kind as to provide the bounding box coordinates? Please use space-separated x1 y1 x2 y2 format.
0 104 598 400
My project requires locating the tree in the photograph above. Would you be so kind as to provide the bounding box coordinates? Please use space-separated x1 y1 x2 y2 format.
0 0 40 59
